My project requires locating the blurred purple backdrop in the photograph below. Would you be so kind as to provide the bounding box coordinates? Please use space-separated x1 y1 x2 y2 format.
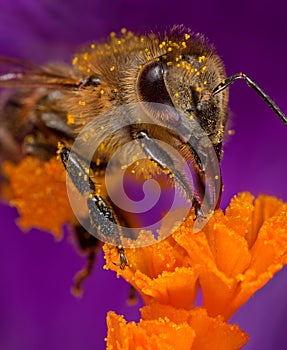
0 1 287 349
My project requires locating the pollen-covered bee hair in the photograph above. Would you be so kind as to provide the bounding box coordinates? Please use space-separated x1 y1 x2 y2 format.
0 25 286 292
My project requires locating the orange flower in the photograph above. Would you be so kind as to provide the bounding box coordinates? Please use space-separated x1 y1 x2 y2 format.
174 193 287 319
2 157 75 238
106 304 248 350
104 192 287 320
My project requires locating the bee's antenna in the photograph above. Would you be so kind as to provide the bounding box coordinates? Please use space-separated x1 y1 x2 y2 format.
212 72 287 126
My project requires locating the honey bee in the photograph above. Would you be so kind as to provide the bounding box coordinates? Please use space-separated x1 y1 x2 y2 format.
0 25 286 292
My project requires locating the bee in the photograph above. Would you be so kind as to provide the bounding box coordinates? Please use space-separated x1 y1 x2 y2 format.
0 26 286 293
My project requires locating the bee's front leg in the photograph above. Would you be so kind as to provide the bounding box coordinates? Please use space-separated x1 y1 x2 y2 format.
59 146 128 269
136 131 203 218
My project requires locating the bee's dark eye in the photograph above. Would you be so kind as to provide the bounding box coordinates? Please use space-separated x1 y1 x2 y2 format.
137 62 173 106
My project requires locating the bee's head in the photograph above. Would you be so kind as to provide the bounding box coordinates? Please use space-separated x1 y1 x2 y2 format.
136 34 229 150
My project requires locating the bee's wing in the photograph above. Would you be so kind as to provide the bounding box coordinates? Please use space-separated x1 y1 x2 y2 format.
0 56 81 89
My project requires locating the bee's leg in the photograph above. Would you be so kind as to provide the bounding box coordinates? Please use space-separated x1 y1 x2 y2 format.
72 250 96 297
136 131 203 218
70 224 102 296
59 146 128 269
24 138 58 161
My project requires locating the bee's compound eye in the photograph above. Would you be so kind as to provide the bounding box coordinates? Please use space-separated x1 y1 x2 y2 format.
137 62 173 105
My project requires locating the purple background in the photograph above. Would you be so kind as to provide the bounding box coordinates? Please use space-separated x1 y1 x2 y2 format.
0 1 287 349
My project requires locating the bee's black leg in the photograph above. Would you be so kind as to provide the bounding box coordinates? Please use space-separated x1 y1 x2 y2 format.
59 146 128 269
70 224 102 296
72 250 96 297
136 131 204 218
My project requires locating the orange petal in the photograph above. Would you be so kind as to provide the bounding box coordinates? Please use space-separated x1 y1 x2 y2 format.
142 304 249 350
134 266 201 308
225 193 284 247
251 208 287 274
106 311 195 350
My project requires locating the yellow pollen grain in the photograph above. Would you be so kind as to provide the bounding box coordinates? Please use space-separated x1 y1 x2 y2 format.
174 92 179 98
195 86 202 92
78 100 86 106
110 65 115 71
204 80 207 85
167 61 173 66
184 33 191 40
72 56 78 65
90 43 95 49
181 41 187 48
189 115 194 120
66 114 75 125
167 47 172 52
82 53 89 61
172 42 180 49
100 89 105 95
201 66 207 72
215 175 219 180
228 129 235 135
198 55 206 62
121 28 127 34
